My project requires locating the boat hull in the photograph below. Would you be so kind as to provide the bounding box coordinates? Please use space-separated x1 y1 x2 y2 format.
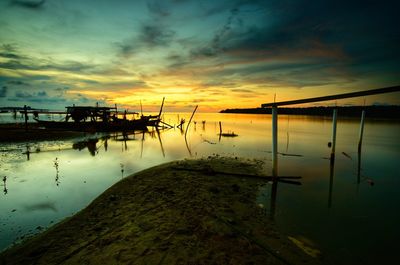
34 119 148 132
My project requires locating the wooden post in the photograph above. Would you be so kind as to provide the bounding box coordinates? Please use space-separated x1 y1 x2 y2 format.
358 110 366 153
158 97 165 118
185 105 198 138
330 109 338 161
24 105 28 132
272 105 278 177
219 121 222 135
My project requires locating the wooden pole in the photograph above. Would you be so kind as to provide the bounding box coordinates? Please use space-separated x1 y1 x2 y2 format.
158 97 165 117
272 106 278 177
358 110 366 153
330 109 338 161
24 105 28 132
185 105 198 138
262 85 400 107
219 121 222 135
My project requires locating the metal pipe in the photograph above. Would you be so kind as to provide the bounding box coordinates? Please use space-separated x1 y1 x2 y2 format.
330 109 338 161
272 106 278 177
358 110 366 153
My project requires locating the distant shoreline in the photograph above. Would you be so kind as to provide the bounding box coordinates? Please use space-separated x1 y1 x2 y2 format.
220 105 400 119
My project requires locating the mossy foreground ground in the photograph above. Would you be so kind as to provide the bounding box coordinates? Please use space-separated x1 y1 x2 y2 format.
0 157 323 265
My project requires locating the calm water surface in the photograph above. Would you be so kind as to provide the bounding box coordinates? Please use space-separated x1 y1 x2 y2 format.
0 112 399 265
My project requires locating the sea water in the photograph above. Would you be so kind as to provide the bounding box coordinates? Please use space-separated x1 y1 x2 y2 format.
0 112 399 265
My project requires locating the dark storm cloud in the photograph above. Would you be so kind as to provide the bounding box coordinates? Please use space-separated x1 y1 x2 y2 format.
0 86 7 97
166 0 398 90
190 0 400 76
10 0 45 9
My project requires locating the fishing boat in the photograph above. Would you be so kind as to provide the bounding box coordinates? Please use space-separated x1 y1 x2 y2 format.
32 101 163 132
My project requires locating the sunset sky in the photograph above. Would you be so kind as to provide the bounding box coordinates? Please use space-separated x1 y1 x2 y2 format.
0 0 399 112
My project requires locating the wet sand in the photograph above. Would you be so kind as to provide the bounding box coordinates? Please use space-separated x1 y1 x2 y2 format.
0 157 323 265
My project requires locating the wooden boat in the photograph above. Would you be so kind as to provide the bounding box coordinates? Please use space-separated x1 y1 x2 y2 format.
33 104 161 132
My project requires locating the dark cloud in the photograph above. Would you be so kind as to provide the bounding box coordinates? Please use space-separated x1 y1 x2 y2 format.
189 0 400 80
7 80 30 86
0 52 22 59
116 41 136 58
54 87 69 96
190 8 240 58
15 91 32 98
0 43 23 60
231 88 254 93
0 86 7 97
147 1 170 17
11 90 67 103
140 23 175 46
116 23 176 57
10 0 45 9
0 59 97 73
37 91 47 97
1 44 97 73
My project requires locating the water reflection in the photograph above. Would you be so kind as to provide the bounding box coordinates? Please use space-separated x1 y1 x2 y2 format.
268 176 303 221
269 179 278 221
2 176 7 195
54 158 60 186
328 159 335 208
0 113 399 264
357 151 361 185
72 139 99 156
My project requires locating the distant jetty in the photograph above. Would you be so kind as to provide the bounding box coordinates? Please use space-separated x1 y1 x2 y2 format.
220 105 400 119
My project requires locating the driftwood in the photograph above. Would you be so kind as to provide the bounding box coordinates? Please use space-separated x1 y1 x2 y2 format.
171 166 301 184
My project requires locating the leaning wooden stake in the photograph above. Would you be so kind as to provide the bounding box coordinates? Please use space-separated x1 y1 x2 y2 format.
185 105 198 138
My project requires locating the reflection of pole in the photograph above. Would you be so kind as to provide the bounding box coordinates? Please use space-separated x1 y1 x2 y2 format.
270 179 278 221
156 129 165 157
328 159 335 208
357 150 361 185
358 110 366 153
272 106 278 177
330 109 338 161
140 131 145 158
26 145 30 161
3 176 7 195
